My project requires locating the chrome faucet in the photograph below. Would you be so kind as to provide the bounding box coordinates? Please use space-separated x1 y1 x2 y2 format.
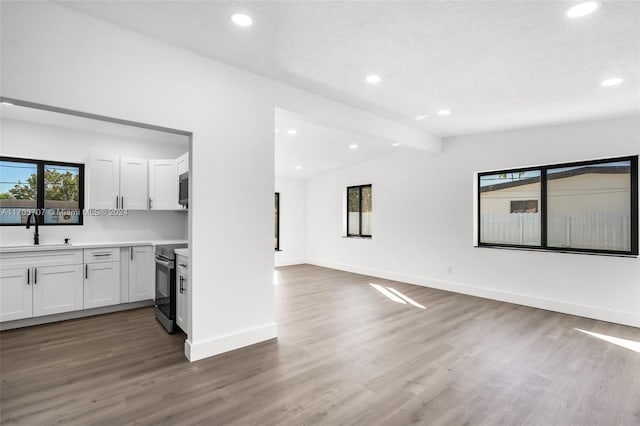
25 213 40 245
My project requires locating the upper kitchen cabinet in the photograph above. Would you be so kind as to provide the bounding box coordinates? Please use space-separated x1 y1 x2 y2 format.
177 152 189 175
148 159 180 210
120 157 149 210
89 155 119 209
89 155 148 210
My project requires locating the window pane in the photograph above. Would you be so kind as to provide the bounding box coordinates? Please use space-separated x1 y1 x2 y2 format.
348 187 360 235
547 160 631 251
361 185 372 235
480 170 541 246
0 160 38 224
44 164 80 224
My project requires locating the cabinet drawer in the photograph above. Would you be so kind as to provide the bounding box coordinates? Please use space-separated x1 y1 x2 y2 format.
84 247 120 263
0 250 83 269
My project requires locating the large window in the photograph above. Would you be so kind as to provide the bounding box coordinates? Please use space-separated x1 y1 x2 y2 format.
347 184 372 237
478 156 638 255
0 156 84 225
275 192 280 251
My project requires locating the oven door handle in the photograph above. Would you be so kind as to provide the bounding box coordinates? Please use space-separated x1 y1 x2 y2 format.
155 257 173 268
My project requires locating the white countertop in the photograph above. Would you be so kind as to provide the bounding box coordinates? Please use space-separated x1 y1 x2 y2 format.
0 239 188 254
174 248 189 258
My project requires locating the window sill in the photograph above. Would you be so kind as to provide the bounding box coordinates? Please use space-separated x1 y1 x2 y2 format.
476 244 638 258
343 235 372 239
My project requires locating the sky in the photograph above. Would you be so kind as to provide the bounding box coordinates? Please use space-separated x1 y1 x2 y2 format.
0 160 79 195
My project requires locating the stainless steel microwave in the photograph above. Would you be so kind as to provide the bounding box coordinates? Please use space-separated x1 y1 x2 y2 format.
178 172 188 208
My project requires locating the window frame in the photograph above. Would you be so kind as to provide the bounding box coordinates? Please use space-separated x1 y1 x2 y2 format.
477 155 638 256
0 155 85 226
346 184 372 238
275 192 280 251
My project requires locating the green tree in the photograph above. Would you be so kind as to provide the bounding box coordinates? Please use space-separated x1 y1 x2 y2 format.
3 169 78 201
45 169 79 201
8 174 37 199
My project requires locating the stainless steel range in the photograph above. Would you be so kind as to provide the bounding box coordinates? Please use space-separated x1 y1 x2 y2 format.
155 243 187 333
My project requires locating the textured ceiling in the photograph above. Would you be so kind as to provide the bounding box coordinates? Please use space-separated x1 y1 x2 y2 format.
58 1 639 137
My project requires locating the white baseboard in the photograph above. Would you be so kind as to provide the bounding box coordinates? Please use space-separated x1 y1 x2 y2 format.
275 258 307 267
185 322 278 362
308 259 640 328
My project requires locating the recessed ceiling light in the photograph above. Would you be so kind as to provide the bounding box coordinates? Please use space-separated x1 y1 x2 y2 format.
437 109 451 116
274 128 280 134
231 13 253 27
295 165 303 170
349 144 358 150
365 75 382 84
566 2 600 18
415 114 429 121
392 143 401 147
287 129 297 135
600 77 624 87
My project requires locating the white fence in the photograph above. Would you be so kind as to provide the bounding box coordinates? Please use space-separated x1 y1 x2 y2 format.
481 212 631 251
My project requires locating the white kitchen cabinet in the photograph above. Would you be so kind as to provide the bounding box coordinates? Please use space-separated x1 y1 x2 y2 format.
32 264 84 317
89 155 148 210
175 254 189 335
84 261 121 309
0 267 32 322
148 159 180 210
128 245 154 302
89 155 119 209
1 250 84 322
177 152 189 175
120 157 148 210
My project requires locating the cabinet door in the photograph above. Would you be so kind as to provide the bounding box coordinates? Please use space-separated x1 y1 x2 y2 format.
89 155 119 209
84 262 121 309
129 246 154 302
0 267 32 322
177 152 189 175
120 157 148 210
175 265 188 335
148 159 179 210
33 264 83 317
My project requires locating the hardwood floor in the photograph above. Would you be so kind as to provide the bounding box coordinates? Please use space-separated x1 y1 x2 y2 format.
1 264 639 425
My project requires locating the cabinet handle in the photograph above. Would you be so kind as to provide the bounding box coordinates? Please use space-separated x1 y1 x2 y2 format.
85 264 88 279
179 276 184 293
149 198 152 209
131 247 133 261
92 253 112 257
27 268 30 285
34 268 37 284
121 195 124 209
179 263 188 268
116 195 119 209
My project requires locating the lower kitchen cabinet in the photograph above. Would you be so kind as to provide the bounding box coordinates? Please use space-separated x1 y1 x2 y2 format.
33 264 84 317
175 254 189 335
0 267 32 322
128 245 154 302
84 262 121 309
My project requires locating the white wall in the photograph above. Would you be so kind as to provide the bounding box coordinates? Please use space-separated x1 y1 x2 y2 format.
275 176 306 266
0 2 436 360
0 118 188 245
307 116 640 327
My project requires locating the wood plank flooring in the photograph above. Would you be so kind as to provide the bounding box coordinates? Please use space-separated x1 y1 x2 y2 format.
1 264 639 425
